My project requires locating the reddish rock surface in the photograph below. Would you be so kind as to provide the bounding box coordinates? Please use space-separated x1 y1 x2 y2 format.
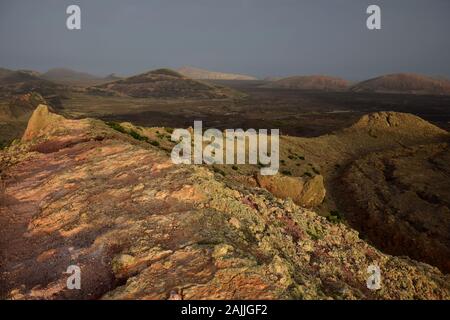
1 106 450 300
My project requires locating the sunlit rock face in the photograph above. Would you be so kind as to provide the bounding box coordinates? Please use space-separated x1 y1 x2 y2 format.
1 106 449 300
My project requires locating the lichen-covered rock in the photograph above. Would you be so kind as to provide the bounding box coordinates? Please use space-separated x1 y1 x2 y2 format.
256 174 326 207
0 106 449 300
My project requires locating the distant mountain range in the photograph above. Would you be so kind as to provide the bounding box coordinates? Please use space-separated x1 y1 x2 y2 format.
264 73 450 95
103 73 123 82
41 68 99 82
0 67 13 79
177 66 257 81
40 68 120 86
350 73 450 95
2 66 450 96
0 70 64 98
263 75 350 91
88 68 242 99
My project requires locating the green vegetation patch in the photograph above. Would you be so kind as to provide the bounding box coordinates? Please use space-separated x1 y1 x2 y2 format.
106 122 162 148
164 127 174 134
129 129 147 142
106 122 127 134
327 210 344 224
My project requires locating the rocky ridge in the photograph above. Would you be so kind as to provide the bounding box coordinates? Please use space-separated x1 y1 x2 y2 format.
1 106 449 299
276 112 450 273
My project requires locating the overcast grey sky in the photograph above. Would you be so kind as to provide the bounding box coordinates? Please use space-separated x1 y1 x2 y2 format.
0 0 449 80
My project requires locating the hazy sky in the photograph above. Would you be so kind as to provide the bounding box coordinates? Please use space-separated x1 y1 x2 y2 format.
1 0 449 80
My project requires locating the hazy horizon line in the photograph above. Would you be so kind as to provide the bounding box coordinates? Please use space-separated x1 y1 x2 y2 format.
3 64 450 82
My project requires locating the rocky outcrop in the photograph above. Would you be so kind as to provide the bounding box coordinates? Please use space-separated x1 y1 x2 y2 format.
1 106 450 300
21 105 64 141
256 174 326 208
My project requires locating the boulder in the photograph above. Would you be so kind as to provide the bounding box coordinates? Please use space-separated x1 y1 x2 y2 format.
256 174 326 207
